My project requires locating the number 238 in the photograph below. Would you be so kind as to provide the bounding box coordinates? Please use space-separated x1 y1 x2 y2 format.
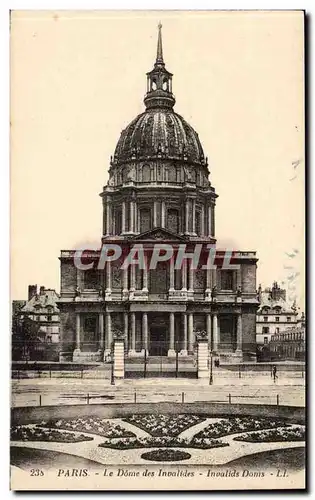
30 469 44 476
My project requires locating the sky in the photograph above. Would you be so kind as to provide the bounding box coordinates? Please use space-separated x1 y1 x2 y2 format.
10 10 305 308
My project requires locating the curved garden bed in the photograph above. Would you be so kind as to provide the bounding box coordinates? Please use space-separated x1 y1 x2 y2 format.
98 436 228 450
141 449 191 462
233 426 305 443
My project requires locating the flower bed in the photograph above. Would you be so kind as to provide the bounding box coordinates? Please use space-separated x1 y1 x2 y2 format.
36 418 136 438
234 426 305 443
141 449 191 462
11 425 93 443
98 436 228 450
122 414 205 437
195 417 290 439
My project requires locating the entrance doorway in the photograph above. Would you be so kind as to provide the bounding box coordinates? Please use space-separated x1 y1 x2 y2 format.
149 326 168 356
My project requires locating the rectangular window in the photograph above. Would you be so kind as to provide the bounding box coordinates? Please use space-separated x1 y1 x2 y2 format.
287 317 291 322
275 327 279 334
276 317 280 322
262 327 269 334
263 316 268 322
264 337 268 344
220 270 234 291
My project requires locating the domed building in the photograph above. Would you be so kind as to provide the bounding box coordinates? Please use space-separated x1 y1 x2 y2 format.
58 26 259 371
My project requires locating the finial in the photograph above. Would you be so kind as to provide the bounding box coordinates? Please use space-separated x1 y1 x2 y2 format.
156 22 164 65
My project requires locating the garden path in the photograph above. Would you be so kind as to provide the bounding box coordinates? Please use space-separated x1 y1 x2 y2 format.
179 418 225 440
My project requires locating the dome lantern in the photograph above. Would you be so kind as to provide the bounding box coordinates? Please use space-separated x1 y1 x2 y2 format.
144 23 176 110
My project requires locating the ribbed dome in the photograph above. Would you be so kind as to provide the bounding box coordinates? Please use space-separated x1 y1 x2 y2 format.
113 108 206 166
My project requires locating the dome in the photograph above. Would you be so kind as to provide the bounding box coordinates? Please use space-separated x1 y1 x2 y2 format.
111 23 207 169
113 108 205 166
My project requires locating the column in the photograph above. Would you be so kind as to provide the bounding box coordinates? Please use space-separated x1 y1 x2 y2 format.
208 205 212 237
169 258 175 292
122 201 126 233
105 261 112 294
206 313 212 350
188 261 194 292
105 312 112 354
134 201 138 233
205 266 212 299
142 312 148 353
103 203 107 236
153 201 158 227
123 267 128 294
181 260 187 291
142 254 148 292
124 312 129 350
75 313 81 351
98 313 104 350
200 206 205 237
182 313 188 354
130 264 136 294
185 199 189 233
237 267 242 288
129 201 134 233
188 312 194 354
161 201 166 227
213 313 218 352
192 199 196 234
236 313 242 352
129 312 136 354
106 200 111 236
168 312 175 356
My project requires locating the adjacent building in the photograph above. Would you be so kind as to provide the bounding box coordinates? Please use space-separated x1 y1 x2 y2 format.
12 285 60 361
58 26 259 367
256 282 298 346
269 313 305 361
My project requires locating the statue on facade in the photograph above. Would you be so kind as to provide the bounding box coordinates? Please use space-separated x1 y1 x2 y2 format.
236 285 242 297
211 286 217 300
74 286 81 299
98 285 105 300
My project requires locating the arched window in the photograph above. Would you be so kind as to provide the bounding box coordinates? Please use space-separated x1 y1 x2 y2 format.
167 208 179 234
140 207 151 233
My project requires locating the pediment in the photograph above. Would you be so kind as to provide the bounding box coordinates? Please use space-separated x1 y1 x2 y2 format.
131 227 187 242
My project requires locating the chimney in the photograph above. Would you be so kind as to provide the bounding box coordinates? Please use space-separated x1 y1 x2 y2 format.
39 286 45 295
28 285 37 301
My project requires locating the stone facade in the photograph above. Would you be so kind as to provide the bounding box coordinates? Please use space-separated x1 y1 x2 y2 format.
58 26 259 366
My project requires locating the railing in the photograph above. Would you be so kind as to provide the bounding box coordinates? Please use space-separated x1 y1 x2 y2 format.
11 389 304 408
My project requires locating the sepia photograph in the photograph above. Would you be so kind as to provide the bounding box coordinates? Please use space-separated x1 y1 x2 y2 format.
10 10 305 491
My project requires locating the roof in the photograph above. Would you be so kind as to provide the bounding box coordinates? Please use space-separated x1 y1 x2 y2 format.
258 291 296 314
21 289 60 314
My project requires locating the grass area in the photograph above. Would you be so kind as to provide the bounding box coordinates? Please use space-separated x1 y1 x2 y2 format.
234 426 305 443
98 436 228 450
122 414 206 437
141 449 191 462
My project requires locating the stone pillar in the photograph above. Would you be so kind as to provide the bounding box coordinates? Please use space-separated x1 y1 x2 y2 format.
181 313 188 355
98 313 104 350
168 312 176 357
103 203 107 236
104 312 112 357
208 205 212 237
113 340 125 379
124 312 129 350
188 313 194 354
213 313 218 352
206 313 212 351
185 199 189 233
134 200 138 233
169 258 175 292
188 262 194 292
205 267 212 301
200 205 205 237
123 267 129 298
197 339 209 379
129 201 134 233
122 201 126 233
106 200 111 236
153 201 158 227
129 264 136 298
237 267 242 289
192 199 196 234
129 312 136 356
161 201 166 227
75 313 81 351
182 260 187 291
236 313 242 352
142 312 148 353
105 261 112 299
142 255 148 292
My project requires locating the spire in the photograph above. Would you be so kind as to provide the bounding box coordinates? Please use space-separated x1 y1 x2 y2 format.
156 22 164 65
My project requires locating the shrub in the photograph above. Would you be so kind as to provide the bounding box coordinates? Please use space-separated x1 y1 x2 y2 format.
141 449 191 462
